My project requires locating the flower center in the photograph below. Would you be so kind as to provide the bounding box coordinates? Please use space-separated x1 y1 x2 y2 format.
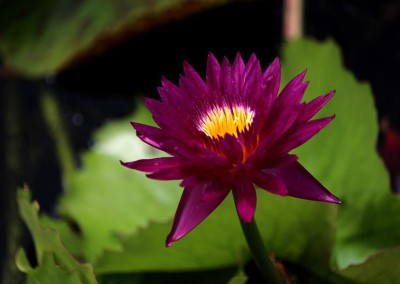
198 105 255 139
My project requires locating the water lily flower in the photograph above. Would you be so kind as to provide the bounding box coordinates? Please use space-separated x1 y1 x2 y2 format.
122 53 341 247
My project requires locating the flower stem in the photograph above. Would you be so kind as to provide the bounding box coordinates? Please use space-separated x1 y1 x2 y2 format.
240 218 283 284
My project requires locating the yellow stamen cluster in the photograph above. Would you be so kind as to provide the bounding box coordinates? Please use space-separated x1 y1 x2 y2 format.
199 105 255 139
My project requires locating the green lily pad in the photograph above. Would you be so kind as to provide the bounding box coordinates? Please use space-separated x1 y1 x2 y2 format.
0 0 229 77
338 246 400 283
58 102 181 262
282 39 400 271
16 188 97 284
94 193 336 274
227 271 248 284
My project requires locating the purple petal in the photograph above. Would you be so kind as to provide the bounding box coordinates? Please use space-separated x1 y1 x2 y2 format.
131 122 165 149
233 175 257 223
159 77 182 103
183 61 207 94
267 103 304 141
166 183 231 246
219 134 244 164
232 52 245 94
267 161 341 203
262 57 281 98
252 170 288 195
256 153 298 169
298 91 335 123
143 97 167 117
151 114 195 144
131 122 199 158
206 53 221 95
179 76 209 111
220 57 234 102
243 54 262 105
120 157 185 172
244 53 259 78
258 57 281 119
146 166 191 181
201 177 233 201
275 70 307 108
275 116 335 154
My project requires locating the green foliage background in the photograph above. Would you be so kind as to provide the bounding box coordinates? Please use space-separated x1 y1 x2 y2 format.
13 38 400 283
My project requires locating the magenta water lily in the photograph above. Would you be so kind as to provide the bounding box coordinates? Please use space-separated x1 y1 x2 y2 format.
122 53 341 247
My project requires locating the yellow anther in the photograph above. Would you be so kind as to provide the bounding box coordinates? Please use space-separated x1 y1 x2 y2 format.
199 105 255 139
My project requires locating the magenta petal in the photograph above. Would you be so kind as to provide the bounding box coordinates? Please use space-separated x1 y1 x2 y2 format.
183 61 207 94
219 134 243 164
232 52 245 93
200 177 233 202
279 70 307 102
131 122 165 149
166 183 230 246
262 57 281 98
143 97 167 117
159 77 182 103
206 53 221 94
268 154 298 167
252 170 288 195
276 116 335 154
121 157 185 172
268 104 304 140
243 55 262 104
220 56 232 88
146 166 190 181
268 161 341 203
298 91 335 123
233 176 257 223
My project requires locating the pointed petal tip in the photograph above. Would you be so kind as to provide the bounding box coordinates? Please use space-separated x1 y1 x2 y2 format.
324 114 336 124
165 235 174 247
207 52 221 73
266 57 280 70
327 194 342 204
311 193 342 204
298 69 308 81
249 52 258 60
182 60 193 73
207 52 217 60
312 190 342 204
160 75 168 85
273 56 280 64
323 90 336 102
222 56 231 66
120 160 136 170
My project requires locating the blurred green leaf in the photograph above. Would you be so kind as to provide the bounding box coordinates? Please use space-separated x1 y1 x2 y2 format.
40 215 83 258
58 102 181 262
338 247 400 283
0 0 229 77
94 196 245 273
94 192 336 274
16 188 97 284
227 271 248 284
282 39 400 271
